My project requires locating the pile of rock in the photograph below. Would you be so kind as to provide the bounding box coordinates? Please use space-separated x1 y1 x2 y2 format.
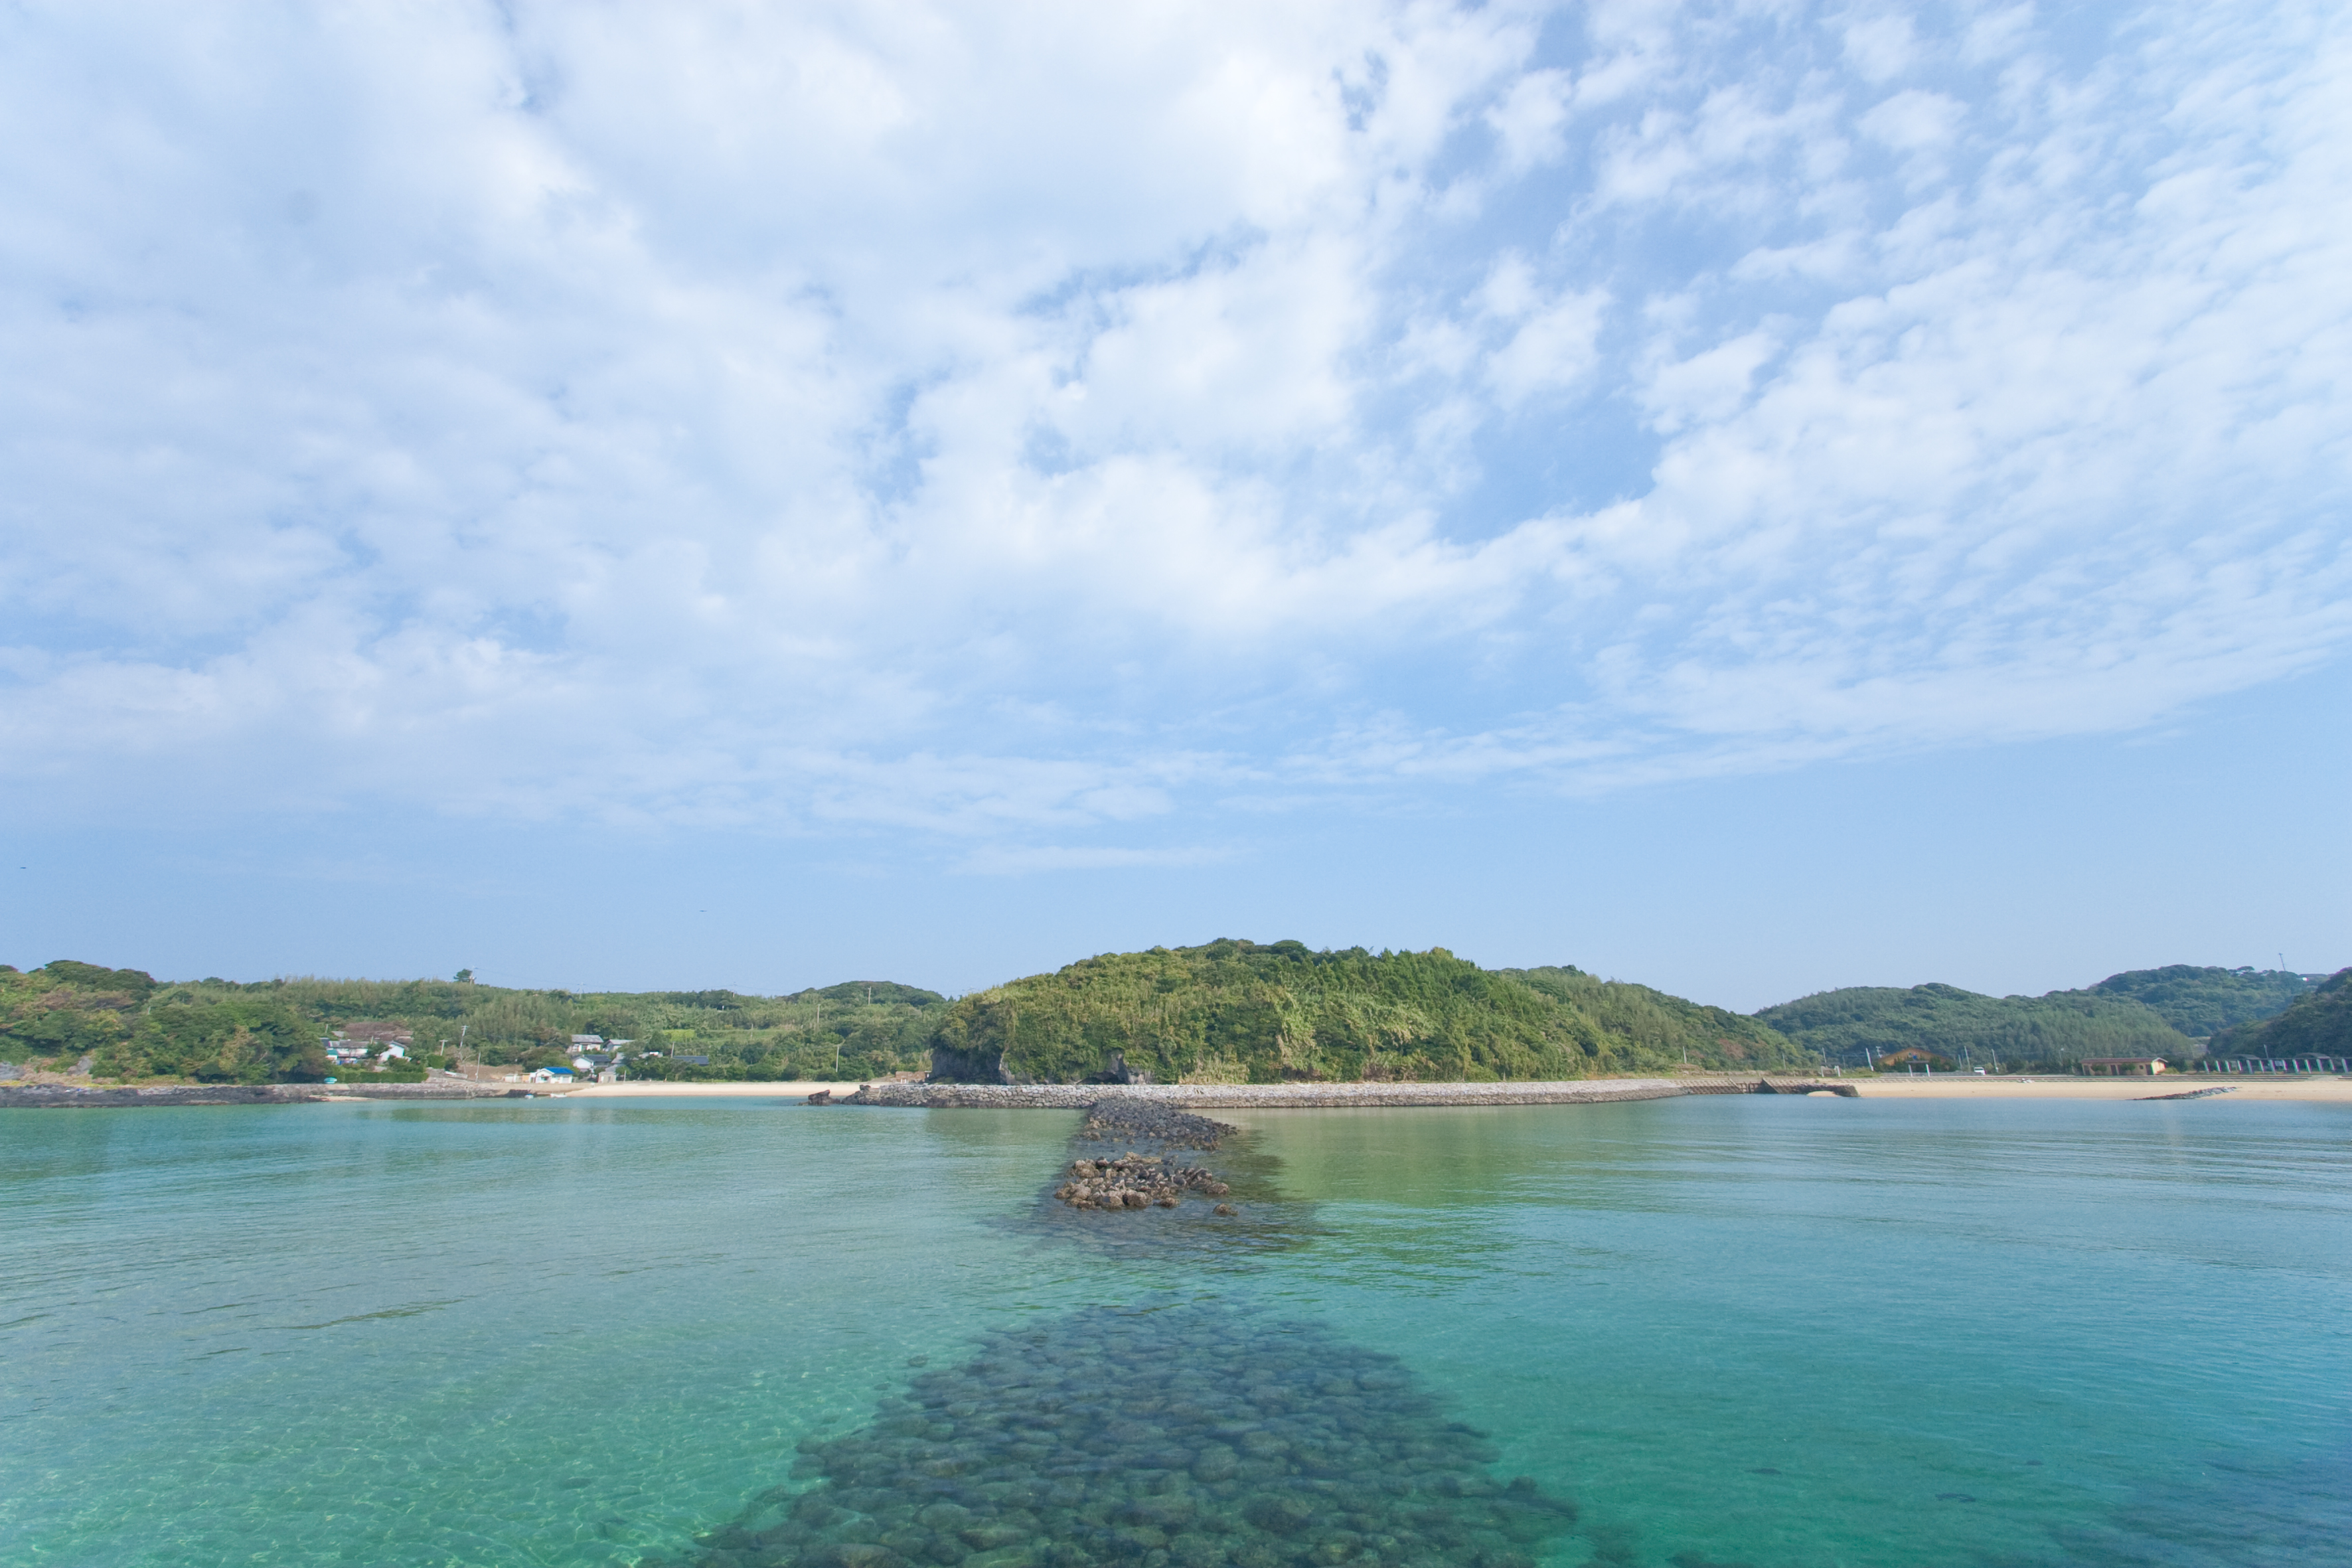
657 1300 1580 1568
1077 1100 1235 1150
1055 1152 1232 1211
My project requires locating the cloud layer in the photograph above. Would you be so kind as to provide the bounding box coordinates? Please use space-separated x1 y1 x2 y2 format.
3 0 2347 858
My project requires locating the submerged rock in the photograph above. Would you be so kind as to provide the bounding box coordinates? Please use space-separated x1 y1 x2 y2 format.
657 1302 1578 1568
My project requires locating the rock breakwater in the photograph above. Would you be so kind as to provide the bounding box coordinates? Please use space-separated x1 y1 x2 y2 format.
1054 1153 1232 1211
657 1302 1579 1568
1079 1100 1234 1150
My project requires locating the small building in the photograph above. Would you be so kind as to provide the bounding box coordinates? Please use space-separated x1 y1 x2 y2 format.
2080 1057 2168 1075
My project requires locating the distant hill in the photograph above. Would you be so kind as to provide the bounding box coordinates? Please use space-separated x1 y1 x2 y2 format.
0 963 947 1083
2086 965 2312 1037
1753 983 2188 1070
927 939 1817 1083
2207 969 2351 1058
12 949 2331 1087
1753 965 2321 1070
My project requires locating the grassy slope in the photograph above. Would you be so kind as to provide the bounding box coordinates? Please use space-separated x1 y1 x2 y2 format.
927 939 1820 1083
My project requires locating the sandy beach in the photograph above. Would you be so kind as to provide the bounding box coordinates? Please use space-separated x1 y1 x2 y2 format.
1836 1075 2352 1101
557 1075 2352 1103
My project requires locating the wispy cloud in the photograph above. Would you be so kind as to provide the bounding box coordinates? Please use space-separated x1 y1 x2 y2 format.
957 844 1238 876
1 1 2345 855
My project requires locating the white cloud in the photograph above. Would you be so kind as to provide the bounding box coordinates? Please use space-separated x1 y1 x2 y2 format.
1487 67 1573 173
1842 13 1919 84
957 844 1235 876
0 0 2346 860
1861 88 1964 151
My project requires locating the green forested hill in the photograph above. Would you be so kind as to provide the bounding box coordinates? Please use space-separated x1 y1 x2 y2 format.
1757 965 2323 1069
0 963 947 1083
13 947 2332 1087
1755 983 2189 1069
2086 965 2312 1036
927 939 1818 1083
2208 969 2351 1058
0 962 329 1084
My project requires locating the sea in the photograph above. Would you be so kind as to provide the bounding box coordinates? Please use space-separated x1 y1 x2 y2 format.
1 1095 2347 1568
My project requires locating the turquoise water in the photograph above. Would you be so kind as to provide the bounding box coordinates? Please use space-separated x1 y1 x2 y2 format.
3 1097 2347 1566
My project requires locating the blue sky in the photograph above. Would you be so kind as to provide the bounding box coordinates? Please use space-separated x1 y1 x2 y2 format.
3 1 2345 1010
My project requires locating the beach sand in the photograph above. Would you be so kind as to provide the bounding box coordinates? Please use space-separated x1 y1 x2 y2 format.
1843 1075 2352 1101
558 1075 2352 1103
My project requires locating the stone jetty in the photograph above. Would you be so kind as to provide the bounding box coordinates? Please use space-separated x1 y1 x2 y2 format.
1079 1099 1235 1149
653 1300 1580 1568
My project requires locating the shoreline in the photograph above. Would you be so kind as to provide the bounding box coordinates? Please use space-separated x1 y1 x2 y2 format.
586 1075 2352 1105
1821 1075 2352 1101
7 1074 2347 1110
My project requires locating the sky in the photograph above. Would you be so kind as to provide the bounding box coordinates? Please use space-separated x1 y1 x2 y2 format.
3 1 2346 1010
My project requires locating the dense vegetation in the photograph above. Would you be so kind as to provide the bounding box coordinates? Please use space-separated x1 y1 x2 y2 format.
927 939 1818 1083
7 950 2333 1087
1753 965 2317 1069
1754 984 2187 1070
2207 969 2351 1058
0 962 332 1083
0 964 945 1083
2086 965 2313 1036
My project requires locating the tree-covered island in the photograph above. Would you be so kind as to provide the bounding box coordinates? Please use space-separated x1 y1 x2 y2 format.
927 939 1812 1081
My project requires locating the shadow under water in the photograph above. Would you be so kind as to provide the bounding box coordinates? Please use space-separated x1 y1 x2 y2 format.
657 1300 1580 1568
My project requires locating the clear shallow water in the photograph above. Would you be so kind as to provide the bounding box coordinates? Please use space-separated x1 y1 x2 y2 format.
2 1096 2347 1567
